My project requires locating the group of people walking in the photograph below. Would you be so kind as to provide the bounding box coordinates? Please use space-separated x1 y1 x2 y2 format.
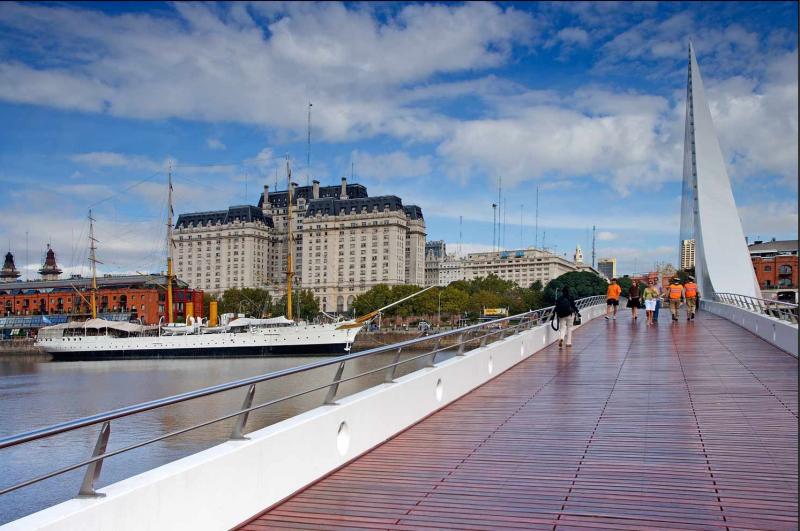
605 276 699 325
550 276 700 350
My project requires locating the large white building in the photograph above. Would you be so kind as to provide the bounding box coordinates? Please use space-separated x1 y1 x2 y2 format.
425 246 587 288
174 206 273 293
680 239 696 270
174 178 425 313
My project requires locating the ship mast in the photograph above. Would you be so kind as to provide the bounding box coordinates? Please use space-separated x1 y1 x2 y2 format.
88 209 99 319
285 156 294 321
166 165 174 324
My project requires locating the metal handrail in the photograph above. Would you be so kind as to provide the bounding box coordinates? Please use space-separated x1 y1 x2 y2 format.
0 295 605 499
710 292 799 324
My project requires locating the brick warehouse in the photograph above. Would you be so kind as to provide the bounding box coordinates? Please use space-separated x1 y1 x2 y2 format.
0 273 203 326
748 239 798 290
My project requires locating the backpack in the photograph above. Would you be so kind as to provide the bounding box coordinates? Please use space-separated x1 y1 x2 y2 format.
555 296 572 318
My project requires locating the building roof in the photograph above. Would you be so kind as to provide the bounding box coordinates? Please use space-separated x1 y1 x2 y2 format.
748 239 798 255
175 205 273 229
0 274 190 295
260 183 369 208
304 195 423 219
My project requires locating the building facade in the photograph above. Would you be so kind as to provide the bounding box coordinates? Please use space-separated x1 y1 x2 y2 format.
174 206 273 294
748 239 798 290
598 257 617 279
0 274 202 326
174 177 425 313
426 247 586 288
680 239 696 270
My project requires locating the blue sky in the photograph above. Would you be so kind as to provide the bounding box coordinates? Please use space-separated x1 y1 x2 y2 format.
0 1 797 279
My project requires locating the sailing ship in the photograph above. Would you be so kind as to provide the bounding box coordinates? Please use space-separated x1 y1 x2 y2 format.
37 161 430 360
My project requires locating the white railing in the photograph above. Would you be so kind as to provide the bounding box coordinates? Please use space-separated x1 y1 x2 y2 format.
713 292 798 324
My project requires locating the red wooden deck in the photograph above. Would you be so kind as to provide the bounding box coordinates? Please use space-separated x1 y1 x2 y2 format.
241 311 798 530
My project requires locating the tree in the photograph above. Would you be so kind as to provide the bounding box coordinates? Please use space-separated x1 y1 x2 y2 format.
617 276 633 295
297 289 320 321
469 289 501 314
389 284 423 317
440 286 469 319
544 271 608 304
219 288 272 316
352 284 393 316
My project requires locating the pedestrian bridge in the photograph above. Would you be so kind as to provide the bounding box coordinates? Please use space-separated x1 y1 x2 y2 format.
1 297 796 530
241 310 797 530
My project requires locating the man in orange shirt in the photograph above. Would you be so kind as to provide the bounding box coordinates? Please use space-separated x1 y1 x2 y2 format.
605 278 622 320
683 276 699 321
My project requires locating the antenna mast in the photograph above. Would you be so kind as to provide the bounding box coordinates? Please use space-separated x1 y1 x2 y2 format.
306 101 312 187
88 210 101 319
503 197 507 251
591 225 596 268
285 156 295 321
535 185 539 249
520 204 523 249
497 177 502 251
492 204 497 252
459 215 462 256
166 165 174 324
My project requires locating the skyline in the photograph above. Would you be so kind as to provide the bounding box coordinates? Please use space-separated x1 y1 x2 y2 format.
0 1 797 279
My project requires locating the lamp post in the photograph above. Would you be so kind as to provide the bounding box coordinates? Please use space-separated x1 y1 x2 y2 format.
437 290 442 327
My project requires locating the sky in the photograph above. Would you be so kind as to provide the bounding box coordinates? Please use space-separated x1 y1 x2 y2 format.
0 1 797 280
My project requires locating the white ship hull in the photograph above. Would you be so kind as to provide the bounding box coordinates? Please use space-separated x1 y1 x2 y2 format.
36 323 362 361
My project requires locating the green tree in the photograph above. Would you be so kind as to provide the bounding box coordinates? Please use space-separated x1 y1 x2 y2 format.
440 286 469 320
389 285 424 317
219 288 272 316
544 271 608 304
352 283 393 316
616 276 633 295
469 289 501 314
412 287 439 316
297 289 320 321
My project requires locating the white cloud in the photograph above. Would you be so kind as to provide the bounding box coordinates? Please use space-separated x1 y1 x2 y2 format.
206 138 226 150
0 1 533 142
556 27 589 46
705 50 799 187
70 151 163 171
597 231 617 241
352 150 432 182
437 89 679 193
738 200 798 239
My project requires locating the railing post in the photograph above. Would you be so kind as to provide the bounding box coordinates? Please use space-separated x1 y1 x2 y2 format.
457 333 466 355
480 332 488 347
427 338 441 367
324 361 346 405
78 421 111 498
384 347 403 383
230 384 256 440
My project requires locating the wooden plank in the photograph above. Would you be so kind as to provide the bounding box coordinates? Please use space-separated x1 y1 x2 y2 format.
240 312 798 529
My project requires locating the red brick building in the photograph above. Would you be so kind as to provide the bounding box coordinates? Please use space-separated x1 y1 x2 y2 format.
748 239 798 290
0 274 203 325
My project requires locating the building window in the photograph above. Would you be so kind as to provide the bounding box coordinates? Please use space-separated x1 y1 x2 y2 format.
764 265 772 272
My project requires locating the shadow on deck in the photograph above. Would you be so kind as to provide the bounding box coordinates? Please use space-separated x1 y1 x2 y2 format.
240 310 798 530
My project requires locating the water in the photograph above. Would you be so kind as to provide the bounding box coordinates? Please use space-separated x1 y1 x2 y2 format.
0 350 448 524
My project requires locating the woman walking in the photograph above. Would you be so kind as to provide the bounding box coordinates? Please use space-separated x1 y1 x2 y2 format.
643 281 660 325
555 286 580 348
627 281 641 321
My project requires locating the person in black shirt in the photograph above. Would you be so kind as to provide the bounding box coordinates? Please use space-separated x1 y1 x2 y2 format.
627 282 641 321
555 286 580 348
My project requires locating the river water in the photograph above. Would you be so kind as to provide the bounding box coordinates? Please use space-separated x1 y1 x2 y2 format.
0 350 450 524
